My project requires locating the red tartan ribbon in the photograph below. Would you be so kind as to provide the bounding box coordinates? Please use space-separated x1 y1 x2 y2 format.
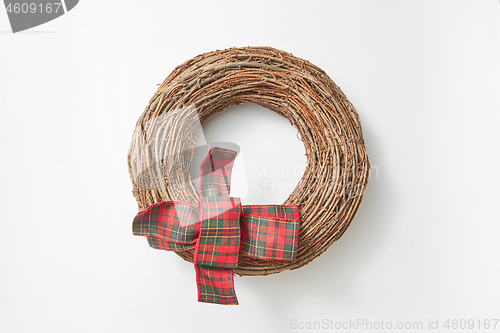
132 147 300 305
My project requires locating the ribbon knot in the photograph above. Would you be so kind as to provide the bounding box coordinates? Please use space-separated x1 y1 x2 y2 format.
133 147 300 305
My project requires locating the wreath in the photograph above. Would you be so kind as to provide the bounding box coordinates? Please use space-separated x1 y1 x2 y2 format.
128 46 370 304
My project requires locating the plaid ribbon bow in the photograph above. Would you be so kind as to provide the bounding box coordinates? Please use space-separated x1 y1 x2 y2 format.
132 147 300 305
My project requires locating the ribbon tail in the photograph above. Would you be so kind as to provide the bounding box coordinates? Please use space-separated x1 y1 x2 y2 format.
195 195 241 305
195 265 238 305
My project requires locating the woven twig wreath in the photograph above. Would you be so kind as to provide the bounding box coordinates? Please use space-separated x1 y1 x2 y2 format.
128 46 370 276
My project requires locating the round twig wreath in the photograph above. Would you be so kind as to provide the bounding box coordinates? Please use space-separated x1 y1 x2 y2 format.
128 46 370 276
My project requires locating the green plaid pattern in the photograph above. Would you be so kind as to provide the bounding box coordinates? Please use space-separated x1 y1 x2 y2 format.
147 237 195 252
240 214 299 261
132 147 300 305
240 204 300 261
196 197 241 268
199 148 236 197
133 201 199 251
241 205 299 220
195 266 238 305
194 148 241 305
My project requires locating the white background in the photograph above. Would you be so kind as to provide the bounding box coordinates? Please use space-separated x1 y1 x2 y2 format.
1 1 499 332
